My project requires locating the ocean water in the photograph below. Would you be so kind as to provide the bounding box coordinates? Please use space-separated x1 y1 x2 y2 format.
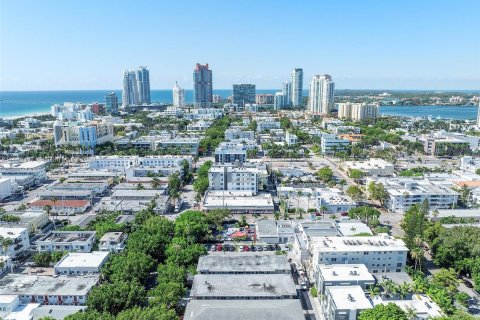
0 90 276 117
0 90 477 120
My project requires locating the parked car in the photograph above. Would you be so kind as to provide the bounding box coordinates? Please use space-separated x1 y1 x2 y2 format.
256 245 263 251
239 246 244 252
464 280 474 288
216 244 223 251
250 245 256 252
210 245 217 252
243 245 250 252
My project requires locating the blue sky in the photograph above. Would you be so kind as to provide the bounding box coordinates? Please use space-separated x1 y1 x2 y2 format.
1 0 479 90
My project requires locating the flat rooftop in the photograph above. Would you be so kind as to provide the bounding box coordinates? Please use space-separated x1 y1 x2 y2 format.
184 299 304 320
337 221 373 236
318 264 375 282
0 161 47 170
311 234 408 253
0 227 27 239
0 274 99 296
203 192 274 210
371 295 442 318
430 208 480 219
197 254 290 274
191 274 296 299
55 251 109 269
37 231 96 243
326 285 373 310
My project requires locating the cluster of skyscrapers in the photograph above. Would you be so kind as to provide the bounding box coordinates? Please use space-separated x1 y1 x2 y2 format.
122 66 151 106
274 68 304 110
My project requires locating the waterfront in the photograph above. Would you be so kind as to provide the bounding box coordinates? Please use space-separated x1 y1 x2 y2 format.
0 90 478 120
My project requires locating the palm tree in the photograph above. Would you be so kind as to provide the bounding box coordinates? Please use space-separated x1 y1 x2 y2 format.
136 183 145 191
368 285 380 298
43 205 54 229
151 177 161 189
296 190 303 218
411 247 423 271
0 236 13 257
320 205 328 220
405 307 417 320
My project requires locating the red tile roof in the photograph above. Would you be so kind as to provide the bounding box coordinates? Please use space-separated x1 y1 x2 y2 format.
29 199 89 208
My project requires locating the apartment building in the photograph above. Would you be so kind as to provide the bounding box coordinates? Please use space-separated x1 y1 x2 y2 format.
208 165 260 194
0 160 48 185
344 158 395 177
54 251 110 275
99 232 127 253
214 143 248 164
224 127 255 141
36 231 96 253
53 120 113 148
0 227 30 258
310 234 408 274
321 134 350 155
315 264 375 294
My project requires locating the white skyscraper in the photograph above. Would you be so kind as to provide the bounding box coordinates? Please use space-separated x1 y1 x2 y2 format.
282 81 292 107
308 74 335 114
122 70 139 107
477 102 480 128
173 81 185 107
291 68 303 107
136 66 151 105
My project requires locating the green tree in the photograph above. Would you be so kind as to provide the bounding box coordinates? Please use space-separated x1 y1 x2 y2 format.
359 303 407 320
316 166 334 182
346 185 363 201
33 252 51 267
205 208 230 230
174 210 209 244
151 177 161 189
102 251 156 285
367 182 387 206
348 169 364 180
431 268 460 294
401 204 427 250
64 311 114 320
116 306 178 320
136 183 145 191
127 216 174 260
166 237 206 267
87 281 147 316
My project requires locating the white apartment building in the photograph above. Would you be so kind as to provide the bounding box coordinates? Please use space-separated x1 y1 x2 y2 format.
214 143 249 164
323 285 373 320
317 191 357 214
187 120 213 131
256 118 281 132
0 227 30 258
0 178 15 201
99 232 127 253
0 160 48 185
88 155 192 171
344 158 395 177
224 127 255 141
208 165 259 194
310 234 408 274
36 231 96 253
320 134 350 155
370 177 460 213
315 264 375 294
308 74 335 114
285 131 298 145
337 102 379 121
54 251 110 275
53 120 113 148
0 210 49 233
0 274 99 306
460 156 480 173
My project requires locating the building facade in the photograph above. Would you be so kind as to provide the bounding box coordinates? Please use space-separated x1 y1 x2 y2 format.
193 63 213 108
232 84 256 108
173 81 185 107
122 70 139 106
136 66 151 104
291 69 303 107
308 74 335 114
337 102 379 121
105 92 119 115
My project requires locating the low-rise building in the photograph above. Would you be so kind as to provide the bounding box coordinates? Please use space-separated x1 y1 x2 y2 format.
256 220 295 244
372 177 460 213
317 190 357 214
203 191 274 214
36 231 96 253
214 143 248 164
29 199 90 215
54 251 110 275
285 131 298 145
53 120 113 148
191 274 297 300
323 285 373 320
0 177 16 201
0 160 48 185
208 165 259 194
344 158 395 177
99 232 127 253
321 134 350 155
0 274 99 306
310 234 408 274
0 227 30 258
428 208 480 221
315 264 375 294
0 210 49 233
225 128 255 141
197 254 290 274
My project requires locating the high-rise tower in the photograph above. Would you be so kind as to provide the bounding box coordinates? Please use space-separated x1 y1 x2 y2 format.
308 74 335 114
291 68 303 107
122 70 139 107
173 82 185 108
193 63 213 108
136 66 151 104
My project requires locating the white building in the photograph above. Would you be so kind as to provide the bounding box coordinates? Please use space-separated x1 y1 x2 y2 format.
187 120 212 131
0 274 99 306
0 210 49 233
122 70 139 106
172 81 185 108
344 158 395 177
0 160 48 185
36 231 96 253
323 285 372 320
214 143 248 164
460 156 480 173
99 232 127 253
371 295 442 319
224 127 255 141
310 234 408 274
321 134 350 155
337 102 379 121
285 131 298 145
54 251 110 275
317 190 357 214
0 227 30 258
256 118 281 132
315 264 375 294
53 120 113 148
371 177 460 213
0 178 15 201
291 68 303 107
203 191 274 214
88 155 191 172
209 165 259 194
308 74 335 114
